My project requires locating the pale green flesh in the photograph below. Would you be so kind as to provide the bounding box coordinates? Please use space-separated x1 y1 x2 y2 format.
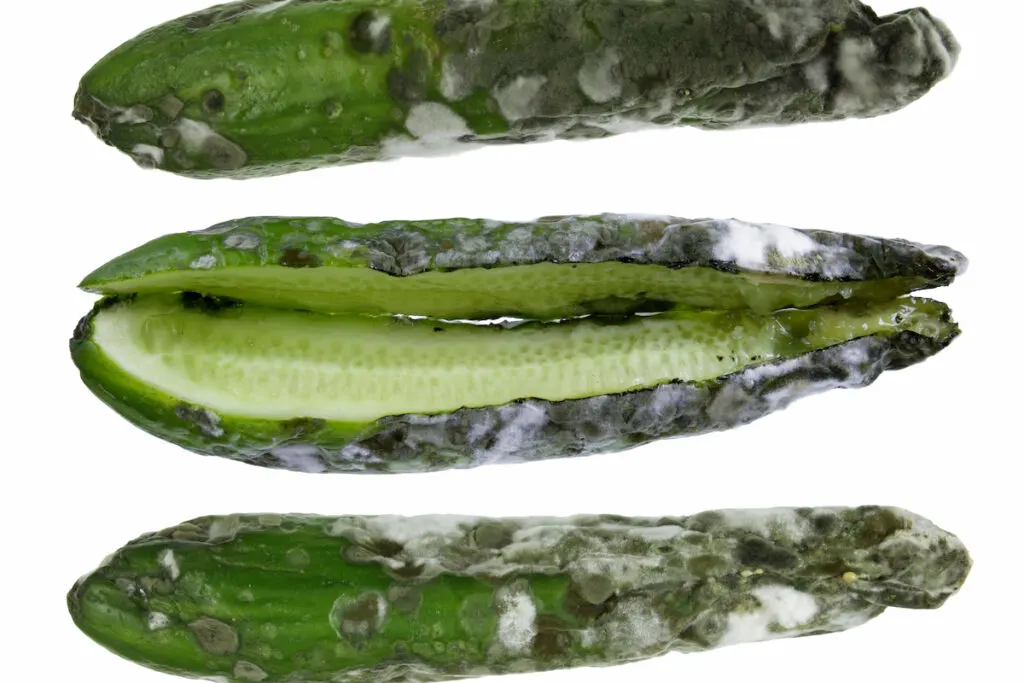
91 262 925 318
92 296 921 423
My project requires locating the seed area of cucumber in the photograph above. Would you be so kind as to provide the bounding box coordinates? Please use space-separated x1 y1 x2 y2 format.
88 295 933 423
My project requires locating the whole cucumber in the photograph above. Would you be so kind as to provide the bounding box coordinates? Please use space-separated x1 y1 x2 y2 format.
69 507 971 682
73 0 959 177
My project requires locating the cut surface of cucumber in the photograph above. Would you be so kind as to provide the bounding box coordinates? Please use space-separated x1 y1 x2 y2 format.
91 295 945 422
73 293 958 472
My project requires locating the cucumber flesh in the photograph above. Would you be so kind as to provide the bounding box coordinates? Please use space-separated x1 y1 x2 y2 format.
68 508 971 682
80 214 967 319
91 294 941 423
71 294 959 472
90 262 937 321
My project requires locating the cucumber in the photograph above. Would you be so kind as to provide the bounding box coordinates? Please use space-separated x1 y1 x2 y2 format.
81 214 966 320
72 214 965 473
71 292 959 473
72 0 959 178
68 507 971 682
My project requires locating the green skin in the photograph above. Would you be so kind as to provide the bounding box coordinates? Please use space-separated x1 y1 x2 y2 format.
80 214 966 320
68 507 971 682
71 293 959 473
72 0 960 177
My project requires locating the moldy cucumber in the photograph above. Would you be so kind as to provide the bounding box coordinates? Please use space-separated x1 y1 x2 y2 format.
68 507 971 682
72 0 960 178
71 214 965 474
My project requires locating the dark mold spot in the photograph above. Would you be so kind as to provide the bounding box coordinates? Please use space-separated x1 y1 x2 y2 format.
202 89 225 113
473 521 515 550
811 512 838 534
181 291 243 313
386 49 429 105
279 248 322 268
366 538 404 558
532 614 572 659
323 99 344 119
349 11 391 54
856 508 909 547
736 537 798 569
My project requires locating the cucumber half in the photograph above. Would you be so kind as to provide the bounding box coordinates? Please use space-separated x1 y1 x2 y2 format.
72 0 959 178
81 214 965 320
71 214 964 474
69 507 971 683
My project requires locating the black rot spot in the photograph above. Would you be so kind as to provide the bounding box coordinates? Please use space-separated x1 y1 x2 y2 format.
349 11 391 54
279 248 322 268
736 537 798 569
202 89 225 113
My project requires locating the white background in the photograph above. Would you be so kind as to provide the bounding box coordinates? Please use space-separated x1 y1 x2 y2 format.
2 0 1021 681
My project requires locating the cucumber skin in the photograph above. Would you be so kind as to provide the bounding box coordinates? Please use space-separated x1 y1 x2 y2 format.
70 296 959 474
68 508 971 683
72 0 959 178
80 213 967 319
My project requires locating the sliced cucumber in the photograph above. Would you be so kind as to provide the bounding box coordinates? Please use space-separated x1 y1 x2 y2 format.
72 293 958 473
69 507 971 682
81 214 966 319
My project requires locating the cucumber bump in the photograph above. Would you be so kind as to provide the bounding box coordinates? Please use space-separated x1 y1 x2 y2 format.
71 214 965 474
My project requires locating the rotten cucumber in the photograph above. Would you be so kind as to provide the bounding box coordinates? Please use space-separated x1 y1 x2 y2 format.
71 214 965 474
68 507 971 683
72 0 960 178
81 213 966 320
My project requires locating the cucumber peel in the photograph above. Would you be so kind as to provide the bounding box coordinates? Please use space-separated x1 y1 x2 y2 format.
71 214 964 474
72 0 960 178
68 507 971 682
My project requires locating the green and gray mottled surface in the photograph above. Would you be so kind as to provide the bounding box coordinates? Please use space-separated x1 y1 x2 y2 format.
69 507 971 682
82 213 967 320
72 214 965 474
73 0 960 177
